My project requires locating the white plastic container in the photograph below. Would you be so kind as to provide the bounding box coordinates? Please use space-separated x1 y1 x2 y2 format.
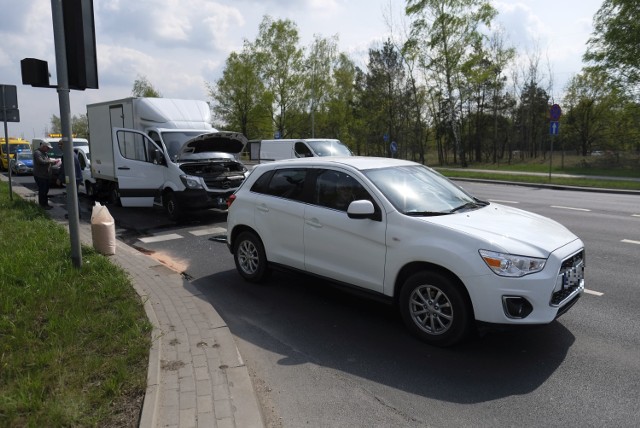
91 202 116 255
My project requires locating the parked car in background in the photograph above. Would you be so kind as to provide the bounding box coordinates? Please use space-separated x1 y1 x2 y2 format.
9 150 34 175
226 157 585 346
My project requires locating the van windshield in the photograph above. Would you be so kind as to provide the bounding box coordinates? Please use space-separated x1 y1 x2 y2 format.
307 140 352 157
160 131 210 161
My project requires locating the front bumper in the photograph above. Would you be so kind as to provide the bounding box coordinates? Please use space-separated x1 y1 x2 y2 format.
174 188 235 211
465 240 585 325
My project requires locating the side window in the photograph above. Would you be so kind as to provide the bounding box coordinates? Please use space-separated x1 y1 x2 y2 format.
252 168 307 201
315 170 371 211
116 130 160 163
294 142 313 158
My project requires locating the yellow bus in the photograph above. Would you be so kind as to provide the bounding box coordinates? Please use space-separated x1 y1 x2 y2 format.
1 138 31 170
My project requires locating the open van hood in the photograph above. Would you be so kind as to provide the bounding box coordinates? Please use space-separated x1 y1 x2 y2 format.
177 132 247 160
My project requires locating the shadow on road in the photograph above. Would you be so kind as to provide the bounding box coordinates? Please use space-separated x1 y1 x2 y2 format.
193 268 575 404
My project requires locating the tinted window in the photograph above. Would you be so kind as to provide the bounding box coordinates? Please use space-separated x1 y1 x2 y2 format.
294 142 313 158
314 169 371 211
253 168 307 201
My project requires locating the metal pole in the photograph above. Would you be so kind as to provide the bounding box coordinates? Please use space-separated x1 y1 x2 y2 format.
2 86 13 200
51 0 82 268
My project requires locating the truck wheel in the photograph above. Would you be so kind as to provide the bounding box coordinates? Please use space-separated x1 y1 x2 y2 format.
399 271 472 347
85 181 95 198
164 191 182 221
233 231 271 282
108 184 121 206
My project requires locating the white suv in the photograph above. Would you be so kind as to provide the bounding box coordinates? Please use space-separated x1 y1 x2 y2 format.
226 157 585 346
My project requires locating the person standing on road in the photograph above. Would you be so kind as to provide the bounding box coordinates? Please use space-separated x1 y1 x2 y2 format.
56 140 82 191
32 141 59 209
56 140 84 220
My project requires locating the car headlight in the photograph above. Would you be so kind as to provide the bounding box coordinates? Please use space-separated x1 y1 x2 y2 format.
179 175 203 189
479 250 546 277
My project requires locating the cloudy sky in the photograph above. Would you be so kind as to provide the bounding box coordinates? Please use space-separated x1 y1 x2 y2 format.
0 0 603 140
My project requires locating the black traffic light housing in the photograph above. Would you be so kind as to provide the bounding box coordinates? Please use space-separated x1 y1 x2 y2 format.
21 0 98 90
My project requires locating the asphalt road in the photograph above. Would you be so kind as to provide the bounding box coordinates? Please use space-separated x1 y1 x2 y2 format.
7 173 640 427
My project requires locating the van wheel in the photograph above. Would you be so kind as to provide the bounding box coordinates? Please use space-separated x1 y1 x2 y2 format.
399 271 472 347
108 184 121 206
85 181 95 198
164 191 182 221
233 231 271 282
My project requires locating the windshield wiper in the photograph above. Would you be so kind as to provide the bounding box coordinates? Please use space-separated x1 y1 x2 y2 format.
450 201 482 213
404 211 450 217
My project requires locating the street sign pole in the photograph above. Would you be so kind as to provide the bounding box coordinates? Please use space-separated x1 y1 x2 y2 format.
1 87 12 200
549 104 562 181
52 0 82 268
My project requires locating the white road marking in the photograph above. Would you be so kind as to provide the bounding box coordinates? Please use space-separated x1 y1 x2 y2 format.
632 214 640 218
489 199 519 204
584 289 604 297
621 239 640 245
138 233 184 243
189 227 227 236
550 205 591 212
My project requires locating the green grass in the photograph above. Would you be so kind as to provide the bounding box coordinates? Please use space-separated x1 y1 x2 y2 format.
431 153 640 190
0 182 151 427
437 169 640 190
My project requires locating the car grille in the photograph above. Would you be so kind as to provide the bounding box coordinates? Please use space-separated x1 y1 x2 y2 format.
551 250 585 306
204 175 245 190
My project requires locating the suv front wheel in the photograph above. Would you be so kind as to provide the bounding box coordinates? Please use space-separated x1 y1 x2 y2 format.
234 231 270 282
399 271 472 347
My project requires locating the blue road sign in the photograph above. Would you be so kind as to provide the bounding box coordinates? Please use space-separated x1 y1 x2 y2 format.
550 104 562 121
390 141 398 154
550 121 559 135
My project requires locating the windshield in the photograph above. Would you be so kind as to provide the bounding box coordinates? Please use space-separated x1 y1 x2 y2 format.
364 165 482 215
16 152 33 161
7 143 30 155
160 131 209 161
307 140 352 157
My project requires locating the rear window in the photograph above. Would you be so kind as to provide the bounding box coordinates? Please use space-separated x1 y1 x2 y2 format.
251 168 308 201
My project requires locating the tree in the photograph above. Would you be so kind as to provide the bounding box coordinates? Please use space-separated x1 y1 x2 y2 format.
406 0 498 166
252 16 306 138
584 0 640 98
49 114 89 138
208 48 269 138
132 75 162 97
563 70 626 156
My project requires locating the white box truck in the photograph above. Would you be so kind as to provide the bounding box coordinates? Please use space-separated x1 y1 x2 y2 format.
86 97 248 220
248 138 352 163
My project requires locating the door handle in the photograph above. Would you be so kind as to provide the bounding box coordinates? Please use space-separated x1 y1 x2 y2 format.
257 205 269 213
305 218 322 228
117 167 130 170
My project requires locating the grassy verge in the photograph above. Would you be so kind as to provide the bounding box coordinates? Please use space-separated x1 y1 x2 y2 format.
437 168 640 191
0 182 151 426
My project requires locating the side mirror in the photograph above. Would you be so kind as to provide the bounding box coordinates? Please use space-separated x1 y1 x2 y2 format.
347 200 380 221
153 149 165 165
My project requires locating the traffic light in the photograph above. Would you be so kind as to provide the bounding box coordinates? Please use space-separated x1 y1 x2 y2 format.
61 0 98 90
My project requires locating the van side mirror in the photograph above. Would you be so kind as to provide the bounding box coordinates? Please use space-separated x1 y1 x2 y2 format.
153 149 165 165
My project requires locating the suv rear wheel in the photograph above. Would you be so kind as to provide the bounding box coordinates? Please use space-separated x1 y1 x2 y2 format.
399 271 472 347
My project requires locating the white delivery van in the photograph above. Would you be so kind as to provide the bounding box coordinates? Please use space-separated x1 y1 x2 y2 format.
249 138 352 163
87 97 248 220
